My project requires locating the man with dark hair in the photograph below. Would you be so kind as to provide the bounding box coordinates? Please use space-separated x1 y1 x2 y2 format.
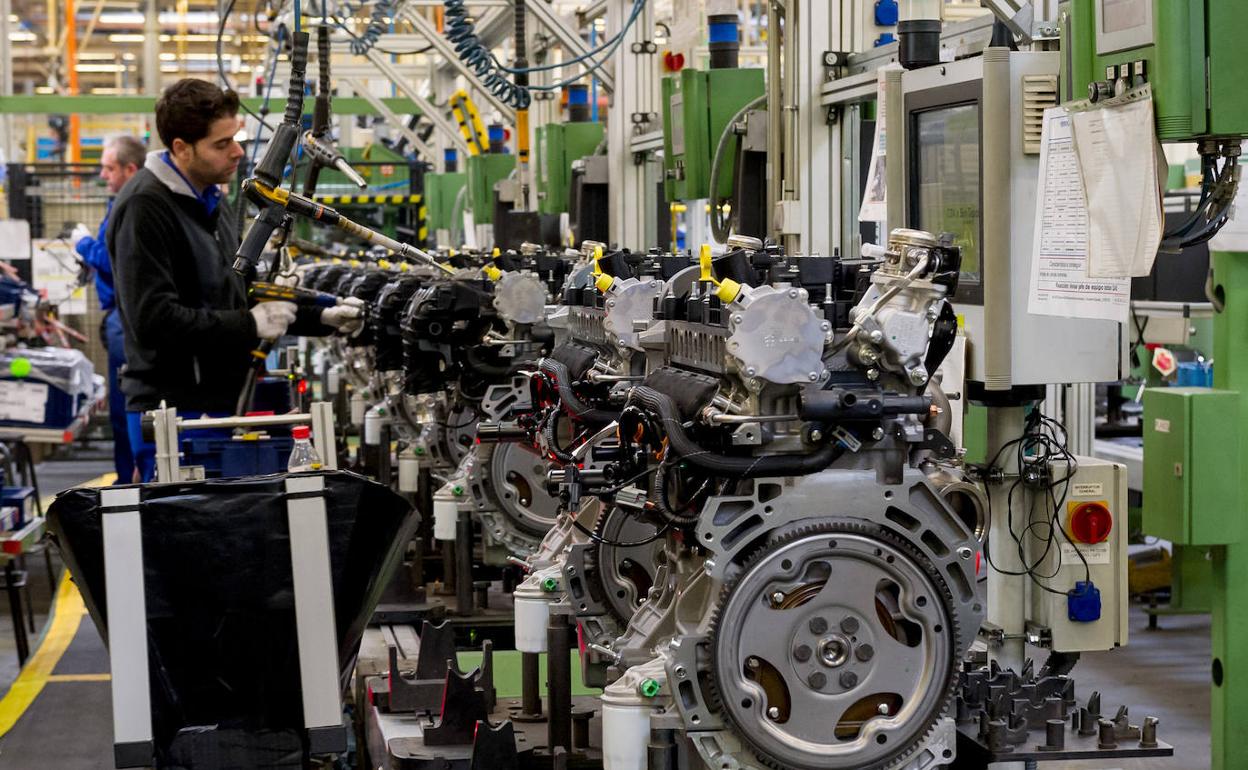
107 78 361 481
71 134 146 483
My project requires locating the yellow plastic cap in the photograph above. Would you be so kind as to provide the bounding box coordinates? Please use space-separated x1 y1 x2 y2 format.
716 278 742 304
483 264 503 281
592 245 605 275
595 273 615 293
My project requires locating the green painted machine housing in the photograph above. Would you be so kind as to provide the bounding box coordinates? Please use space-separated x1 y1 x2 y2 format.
661 67 766 202
1143 387 1242 544
1065 0 1248 139
537 122 606 216
467 153 516 225
425 172 468 234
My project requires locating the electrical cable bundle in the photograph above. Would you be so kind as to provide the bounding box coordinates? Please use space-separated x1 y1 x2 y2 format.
980 408 1091 596
1163 139 1241 251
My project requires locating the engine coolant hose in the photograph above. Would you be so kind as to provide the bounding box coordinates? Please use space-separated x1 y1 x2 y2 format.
538 358 620 425
627 386 845 478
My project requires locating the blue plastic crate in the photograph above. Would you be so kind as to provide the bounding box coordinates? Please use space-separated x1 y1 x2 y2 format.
181 436 296 478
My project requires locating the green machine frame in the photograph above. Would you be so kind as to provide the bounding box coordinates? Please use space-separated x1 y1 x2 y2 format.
1065 2 1248 767
466 153 517 226
425 172 468 239
537 122 605 216
661 67 766 202
1065 0 1248 138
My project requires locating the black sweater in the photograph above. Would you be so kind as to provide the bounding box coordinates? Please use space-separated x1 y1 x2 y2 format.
107 162 328 413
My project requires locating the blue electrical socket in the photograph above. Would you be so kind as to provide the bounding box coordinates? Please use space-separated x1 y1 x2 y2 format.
875 0 899 26
1067 581 1102 622
875 33 897 47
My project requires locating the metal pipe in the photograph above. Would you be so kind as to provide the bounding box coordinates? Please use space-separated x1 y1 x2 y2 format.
546 612 574 752
176 413 312 430
455 509 474 616
766 0 782 243
520 650 543 718
0 0 12 162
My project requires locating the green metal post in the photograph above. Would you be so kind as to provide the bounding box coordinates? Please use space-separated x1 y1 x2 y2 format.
1210 250 1248 770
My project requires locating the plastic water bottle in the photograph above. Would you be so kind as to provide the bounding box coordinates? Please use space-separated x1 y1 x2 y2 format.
288 425 323 472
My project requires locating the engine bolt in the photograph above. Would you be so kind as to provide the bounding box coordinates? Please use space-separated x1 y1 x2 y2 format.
747 367 758 377
747 657 761 670
808 672 827 689
878 702 890 715
856 644 875 662
958 546 974 560
809 372 819 382
841 617 860 634
840 671 859 688
868 330 884 343
809 429 824 442
767 706 781 720
872 427 885 440
788 289 799 299
909 369 928 385
607 299 616 308
809 617 828 634
867 368 880 381
733 314 744 324
771 591 786 605
793 644 813 662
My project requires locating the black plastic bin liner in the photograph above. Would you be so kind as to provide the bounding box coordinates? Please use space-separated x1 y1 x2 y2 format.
46 471 418 763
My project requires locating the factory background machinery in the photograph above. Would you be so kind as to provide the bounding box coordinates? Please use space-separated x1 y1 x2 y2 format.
0 0 1241 769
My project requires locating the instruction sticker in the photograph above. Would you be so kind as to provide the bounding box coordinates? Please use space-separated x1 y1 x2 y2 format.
1061 541 1111 566
1072 482 1104 497
0 380 48 423
1153 418 1170 434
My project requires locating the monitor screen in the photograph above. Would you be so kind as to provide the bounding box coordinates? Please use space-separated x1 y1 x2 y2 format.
913 102 981 287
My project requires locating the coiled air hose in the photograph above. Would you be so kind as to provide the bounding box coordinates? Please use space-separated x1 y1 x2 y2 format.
443 0 532 108
348 0 398 55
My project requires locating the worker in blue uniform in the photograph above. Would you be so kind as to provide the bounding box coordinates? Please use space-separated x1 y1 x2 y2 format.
71 134 147 484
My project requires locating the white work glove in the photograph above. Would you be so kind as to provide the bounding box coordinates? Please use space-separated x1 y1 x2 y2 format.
250 300 297 340
320 296 366 336
70 223 92 247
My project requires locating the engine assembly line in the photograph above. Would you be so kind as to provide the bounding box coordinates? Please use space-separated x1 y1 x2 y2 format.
0 0 1240 768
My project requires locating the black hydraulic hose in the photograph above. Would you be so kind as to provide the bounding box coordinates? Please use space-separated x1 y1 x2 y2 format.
628 385 845 478
537 358 619 424
463 345 515 378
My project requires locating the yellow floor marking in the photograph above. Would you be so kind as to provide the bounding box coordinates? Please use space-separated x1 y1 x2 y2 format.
0 471 118 738
0 574 87 737
45 673 110 683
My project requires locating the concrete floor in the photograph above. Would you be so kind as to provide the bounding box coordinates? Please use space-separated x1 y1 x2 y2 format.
0 454 112 690
0 455 1216 769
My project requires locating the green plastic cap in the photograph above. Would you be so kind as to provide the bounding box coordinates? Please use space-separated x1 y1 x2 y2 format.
8 357 31 379
638 678 661 698
541 577 559 592
452 485 465 496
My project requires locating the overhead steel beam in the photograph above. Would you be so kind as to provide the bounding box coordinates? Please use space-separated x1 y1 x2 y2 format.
525 0 614 94
400 7 517 122
366 49 472 156
345 77 440 169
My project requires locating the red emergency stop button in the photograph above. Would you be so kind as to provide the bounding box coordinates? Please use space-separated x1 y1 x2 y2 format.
1068 502 1113 544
